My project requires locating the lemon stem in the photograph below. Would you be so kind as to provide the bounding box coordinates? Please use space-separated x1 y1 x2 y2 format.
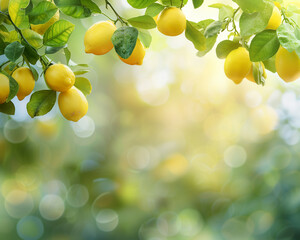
104 0 127 26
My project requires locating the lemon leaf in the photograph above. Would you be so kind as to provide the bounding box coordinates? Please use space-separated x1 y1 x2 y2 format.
193 0 204 9
0 72 19 103
127 0 157 9
0 101 15 115
138 30 152 48
185 21 206 52
112 26 138 59
4 41 24 62
75 77 92 96
8 0 30 29
54 0 91 18
22 29 43 49
160 0 188 7
28 1 58 25
27 90 57 118
216 40 241 59
249 30 280 62
43 20 75 47
145 3 164 17
128 15 157 29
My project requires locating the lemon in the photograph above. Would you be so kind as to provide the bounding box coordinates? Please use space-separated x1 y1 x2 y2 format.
0 73 10 104
12 67 35 101
157 7 186 36
119 39 145 65
84 21 117 55
31 10 59 35
0 0 9 11
275 47 300 82
45 64 75 92
266 6 282 30
58 87 88 122
224 47 252 84
273 1 281 9
246 62 267 83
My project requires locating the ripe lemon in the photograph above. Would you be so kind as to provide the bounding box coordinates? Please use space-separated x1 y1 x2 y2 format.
0 73 10 104
275 47 300 82
0 0 9 11
31 10 59 35
224 47 252 84
58 87 88 122
246 62 267 83
157 7 186 36
266 6 282 30
45 64 75 92
12 67 35 101
119 39 145 65
84 21 116 55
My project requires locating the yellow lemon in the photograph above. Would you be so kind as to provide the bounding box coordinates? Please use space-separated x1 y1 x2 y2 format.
31 10 59 35
153 15 158 24
45 64 75 92
157 7 186 36
0 0 9 11
266 6 282 30
0 73 10 104
273 1 281 9
224 47 252 84
119 39 145 65
84 21 117 55
58 87 88 122
275 47 300 82
246 62 267 83
12 67 35 101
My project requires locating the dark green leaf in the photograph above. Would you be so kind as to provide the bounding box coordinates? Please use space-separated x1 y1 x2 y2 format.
4 41 24 62
27 90 56 118
0 101 15 115
111 26 138 59
6 74 19 102
193 0 204 9
45 45 66 54
28 1 58 25
22 41 40 65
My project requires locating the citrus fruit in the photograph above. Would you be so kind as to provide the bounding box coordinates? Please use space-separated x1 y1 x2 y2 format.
266 6 282 30
0 73 10 104
224 47 252 84
45 64 75 92
31 10 59 35
12 67 35 101
58 87 88 122
84 21 117 55
119 39 145 65
275 47 300 82
157 7 186 36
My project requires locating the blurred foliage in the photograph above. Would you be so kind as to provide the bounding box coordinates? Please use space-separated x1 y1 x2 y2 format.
1 1 300 240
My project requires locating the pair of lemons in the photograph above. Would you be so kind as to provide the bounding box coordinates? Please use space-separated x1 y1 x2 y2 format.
84 7 186 65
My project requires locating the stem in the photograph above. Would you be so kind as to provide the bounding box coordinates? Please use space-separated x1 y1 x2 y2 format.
180 0 184 9
104 0 127 25
231 7 240 35
0 60 10 69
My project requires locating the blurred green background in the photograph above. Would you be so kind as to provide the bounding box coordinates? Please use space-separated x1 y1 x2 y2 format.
1 1 300 239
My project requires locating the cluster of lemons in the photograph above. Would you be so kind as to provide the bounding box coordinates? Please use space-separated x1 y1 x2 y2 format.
84 7 186 64
225 3 300 84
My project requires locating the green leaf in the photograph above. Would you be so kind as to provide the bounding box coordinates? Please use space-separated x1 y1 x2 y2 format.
239 2 273 37
209 4 234 21
249 30 280 62
6 74 19 102
80 0 101 14
128 15 156 29
29 65 39 81
64 47 71 65
145 3 164 17
204 21 224 38
74 77 92 95
111 26 138 59
139 30 152 48
277 23 300 55
185 21 206 51
28 1 58 25
45 46 65 54
54 0 91 18
22 41 40 65
27 90 56 118
0 101 15 115
43 20 75 47
74 70 89 75
263 55 276 73
252 62 266 85
160 0 188 7
4 41 24 62
22 29 43 49
0 38 7 55
216 40 241 59
193 0 204 9
8 0 30 28
127 0 157 9
233 0 266 13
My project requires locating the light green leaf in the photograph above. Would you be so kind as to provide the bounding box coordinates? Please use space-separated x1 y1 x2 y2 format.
22 29 43 49
127 0 157 9
28 1 58 25
145 3 164 17
54 0 91 18
277 23 300 55
216 40 241 59
139 30 152 48
43 20 75 47
128 15 157 29
185 21 206 51
75 77 92 95
8 0 30 28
